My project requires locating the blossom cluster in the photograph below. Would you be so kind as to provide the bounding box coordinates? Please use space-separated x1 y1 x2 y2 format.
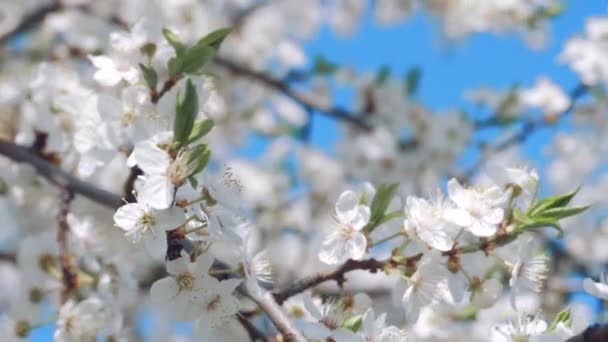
0 1 606 342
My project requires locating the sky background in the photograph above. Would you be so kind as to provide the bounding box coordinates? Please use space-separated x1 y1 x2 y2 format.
30 1 606 340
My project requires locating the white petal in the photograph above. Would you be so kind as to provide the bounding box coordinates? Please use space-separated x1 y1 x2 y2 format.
443 208 473 227
350 205 371 230
93 69 122 87
97 93 123 120
300 321 331 340
318 232 349 265
132 141 171 175
484 207 504 225
193 253 214 278
150 277 179 305
335 190 359 222
166 256 190 276
417 226 453 251
155 206 185 231
583 278 608 300
88 55 114 69
113 203 141 231
447 178 464 204
468 219 497 237
140 175 174 210
346 231 367 260
143 231 168 259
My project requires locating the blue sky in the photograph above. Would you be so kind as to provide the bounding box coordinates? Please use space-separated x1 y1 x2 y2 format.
30 2 606 340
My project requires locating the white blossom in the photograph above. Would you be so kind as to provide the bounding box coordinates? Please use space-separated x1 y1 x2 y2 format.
445 178 508 237
319 190 370 265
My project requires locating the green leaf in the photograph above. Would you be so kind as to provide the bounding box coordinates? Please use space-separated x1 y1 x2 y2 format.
519 219 564 239
188 144 211 177
342 314 363 332
173 79 199 147
375 65 391 85
370 183 400 225
313 55 337 75
162 28 186 56
528 186 581 217
404 67 421 96
537 205 591 221
139 63 158 90
548 307 571 332
180 44 214 75
168 57 183 77
186 119 215 145
512 208 534 225
195 27 232 50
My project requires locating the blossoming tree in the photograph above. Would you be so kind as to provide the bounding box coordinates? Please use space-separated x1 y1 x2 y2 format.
0 1 606 341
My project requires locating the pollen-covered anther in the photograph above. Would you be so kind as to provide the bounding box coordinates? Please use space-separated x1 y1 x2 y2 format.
177 272 195 290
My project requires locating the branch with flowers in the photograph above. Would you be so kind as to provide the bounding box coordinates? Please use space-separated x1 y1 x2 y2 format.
1 1 608 341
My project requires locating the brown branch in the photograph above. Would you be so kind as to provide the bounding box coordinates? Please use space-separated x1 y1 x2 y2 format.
123 166 142 203
0 139 123 209
150 77 180 104
213 56 373 131
272 258 385 305
57 187 76 304
0 1 62 45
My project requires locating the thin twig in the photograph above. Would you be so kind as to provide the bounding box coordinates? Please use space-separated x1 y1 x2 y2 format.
57 187 76 304
462 84 588 180
123 166 142 203
0 139 123 209
213 56 373 131
272 258 385 305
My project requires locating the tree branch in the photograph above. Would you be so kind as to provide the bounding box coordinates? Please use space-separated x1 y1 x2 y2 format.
0 1 62 45
0 139 123 209
213 56 373 131
246 289 306 342
272 258 385 305
57 187 76 304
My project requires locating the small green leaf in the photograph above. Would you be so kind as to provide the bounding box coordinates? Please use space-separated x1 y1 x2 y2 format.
189 175 198 189
186 119 215 145
168 57 183 77
188 144 211 177
404 67 421 96
342 314 363 332
548 307 571 332
513 208 534 225
162 28 186 56
519 219 564 239
313 55 337 75
180 44 214 75
370 183 400 225
528 186 581 217
173 79 199 147
537 205 591 220
195 27 232 50
139 63 158 90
